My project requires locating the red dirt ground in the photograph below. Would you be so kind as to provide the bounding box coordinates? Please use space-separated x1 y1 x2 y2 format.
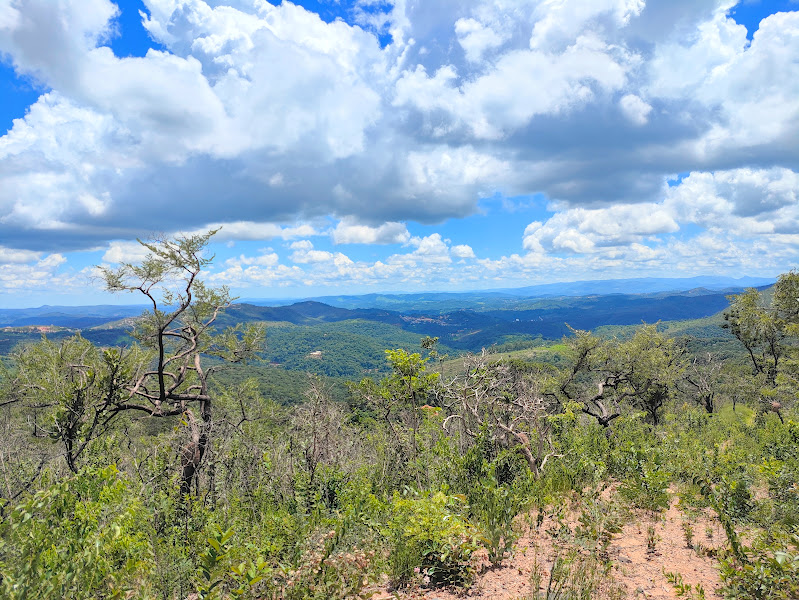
373 488 726 600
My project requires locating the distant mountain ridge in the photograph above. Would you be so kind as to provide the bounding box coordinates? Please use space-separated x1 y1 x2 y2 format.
0 275 772 332
495 275 775 297
222 288 742 350
0 304 146 328
218 301 403 328
0 284 752 362
262 275 774 311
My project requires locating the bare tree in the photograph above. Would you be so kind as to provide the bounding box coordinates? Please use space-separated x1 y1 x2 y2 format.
444 352 559 478
682 353 723 413
293 378 349 482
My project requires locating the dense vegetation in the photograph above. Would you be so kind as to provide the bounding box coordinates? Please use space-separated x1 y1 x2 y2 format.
0 234 797 599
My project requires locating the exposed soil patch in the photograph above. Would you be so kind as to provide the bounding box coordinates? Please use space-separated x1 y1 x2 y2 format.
374 489 726 600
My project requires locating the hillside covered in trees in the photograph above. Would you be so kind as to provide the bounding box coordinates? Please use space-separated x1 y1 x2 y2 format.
0 233 797 599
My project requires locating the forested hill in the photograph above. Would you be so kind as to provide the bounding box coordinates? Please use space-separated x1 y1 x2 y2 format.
220 288 740 350
218 301 404 327
1 287 747 357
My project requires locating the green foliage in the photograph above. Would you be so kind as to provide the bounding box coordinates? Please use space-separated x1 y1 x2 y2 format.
757 418 799 527
553 324 682 427
719 537 799 600
195 526 236 600
545 411 612 493
10 334 146 472
0 466 153 600
617 445 671 512
263 320 446 378
716 475 753 523
211 362 343 405
388 491 479 587
646 525 660 554
663 570 707 599
573 491 624 563
724 288 784 386
194 526 269 600
349 346 442 490
382 347 441 400
470 472 522 566
725 272 799 405
528 547 621 600
4 272 799 599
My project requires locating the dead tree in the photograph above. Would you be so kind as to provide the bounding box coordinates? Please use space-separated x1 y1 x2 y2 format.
444 352 560 478
682 353 723 413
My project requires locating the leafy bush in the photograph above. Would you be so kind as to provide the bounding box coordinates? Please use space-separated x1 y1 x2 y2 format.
388 490 479 587
194 526 269 600
0 466 153 600
470 474 522 566
761 456 799 528
719 538 799 600
574 492 624 564
617 447 671 512
759 419 799 527
716 475 753 522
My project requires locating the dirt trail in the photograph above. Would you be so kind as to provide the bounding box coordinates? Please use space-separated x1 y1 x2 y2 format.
374 491 726 600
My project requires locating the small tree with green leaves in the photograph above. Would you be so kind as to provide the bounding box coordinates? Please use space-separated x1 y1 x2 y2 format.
724 271 799 419
1 231 264 496
7 335 144 474
551 325 683 427
724 287 785 388
0 465 153 600
98 229 265 495
351 345 440 487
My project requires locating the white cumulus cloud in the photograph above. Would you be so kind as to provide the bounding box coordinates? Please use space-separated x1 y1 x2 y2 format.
0 0 798 294
331 218 411 245
619 94 652 125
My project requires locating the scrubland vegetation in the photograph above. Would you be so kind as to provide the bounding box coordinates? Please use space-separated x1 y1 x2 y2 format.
0 233 797 599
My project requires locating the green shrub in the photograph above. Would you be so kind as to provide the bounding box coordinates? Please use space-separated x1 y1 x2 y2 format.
761 457 799 527
617 448 671 512
574 492 624 564
759 419 799 527
194 526 270 600
716 475 753 522
388 490 478 587
719 537 799 600
0 466 153 600
470 474 522 566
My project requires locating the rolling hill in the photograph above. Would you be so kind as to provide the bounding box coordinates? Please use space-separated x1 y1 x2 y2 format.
0 281 758 379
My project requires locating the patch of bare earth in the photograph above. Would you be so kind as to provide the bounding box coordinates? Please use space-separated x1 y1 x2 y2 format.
373 489 726 600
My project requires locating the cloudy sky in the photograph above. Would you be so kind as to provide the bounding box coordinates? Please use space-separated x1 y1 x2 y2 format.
0 0 798 307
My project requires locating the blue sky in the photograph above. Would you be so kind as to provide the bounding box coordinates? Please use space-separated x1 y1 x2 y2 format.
0 0 798 307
